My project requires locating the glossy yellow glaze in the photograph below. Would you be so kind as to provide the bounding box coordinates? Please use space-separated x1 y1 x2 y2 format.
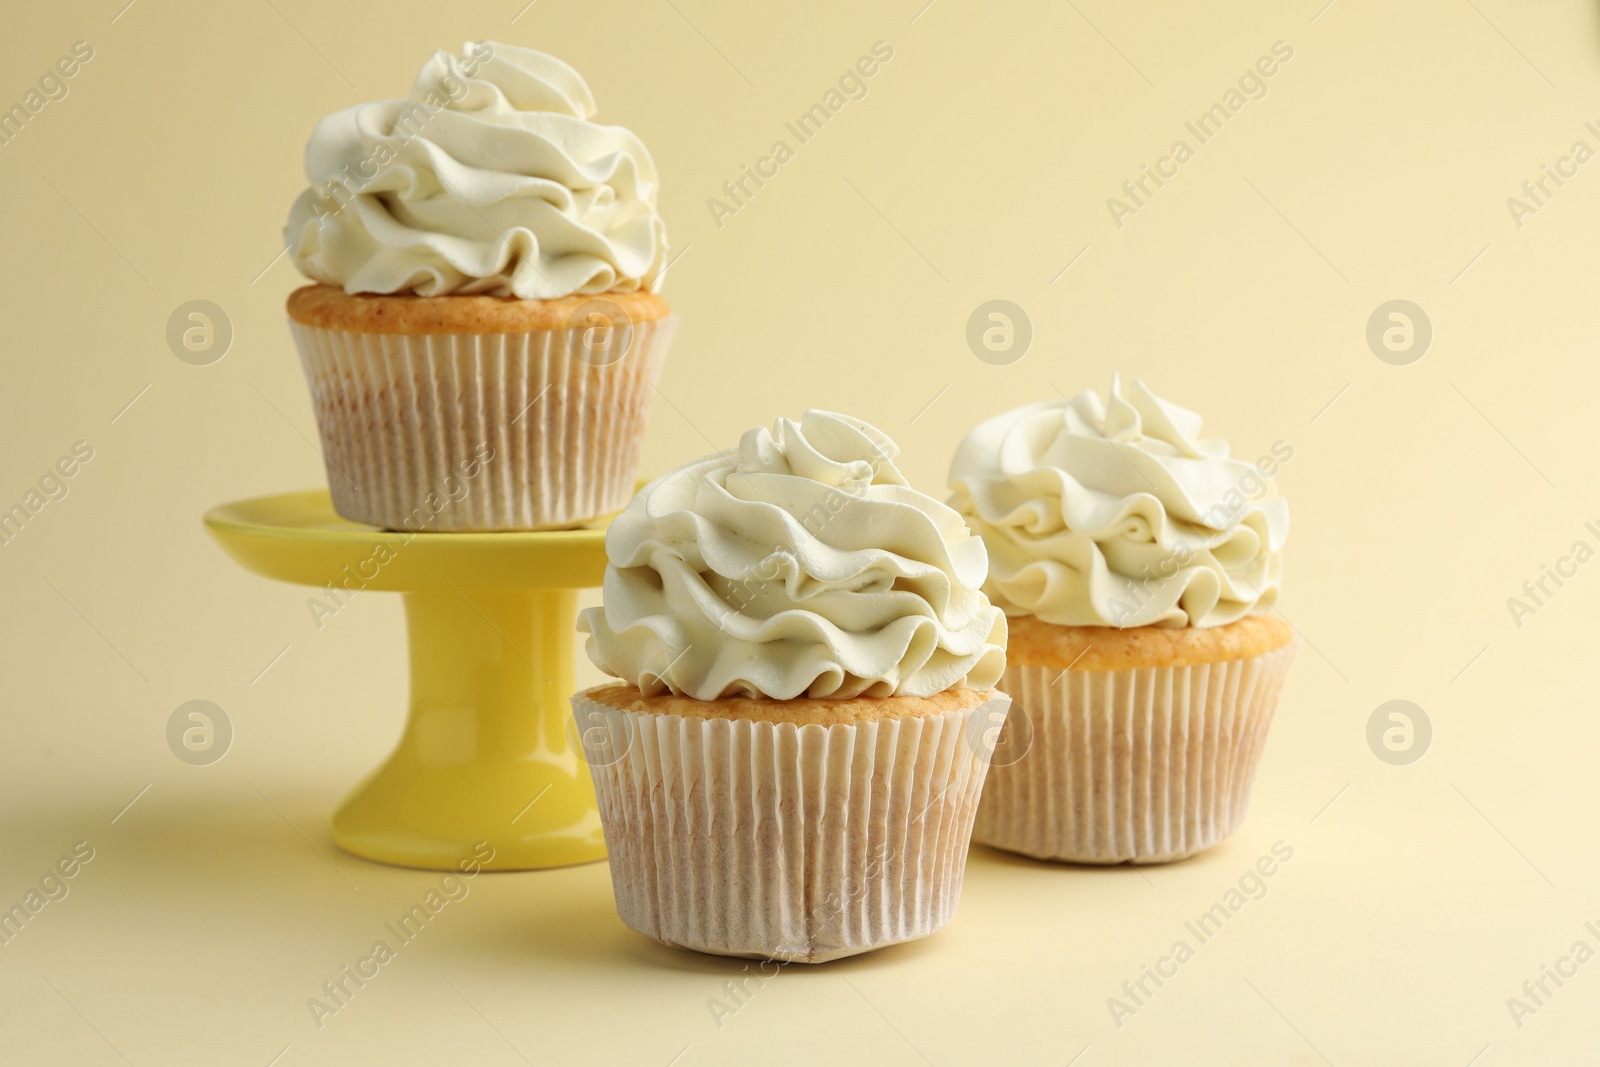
204 489 611 871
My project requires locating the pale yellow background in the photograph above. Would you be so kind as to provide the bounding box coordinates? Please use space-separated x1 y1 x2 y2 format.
2 0 1597 1063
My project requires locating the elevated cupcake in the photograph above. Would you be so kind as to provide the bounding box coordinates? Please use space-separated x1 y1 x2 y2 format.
283 41 674 531
574 411 1008 962
950 378 1295 864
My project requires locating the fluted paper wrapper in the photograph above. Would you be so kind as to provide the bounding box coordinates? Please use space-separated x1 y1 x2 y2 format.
289 316 675 531
974 644 1295 864
573 689 1010 963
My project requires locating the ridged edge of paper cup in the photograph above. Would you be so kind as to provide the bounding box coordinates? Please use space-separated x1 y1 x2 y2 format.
288 315 675 531
973 643 1295 864
572 689 1009 963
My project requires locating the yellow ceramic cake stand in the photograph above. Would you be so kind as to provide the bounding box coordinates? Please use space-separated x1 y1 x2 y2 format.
204 489 610 872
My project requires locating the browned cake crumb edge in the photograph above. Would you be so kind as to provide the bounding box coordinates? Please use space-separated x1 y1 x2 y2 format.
1005 613 1295 671
582 684 998 726
287 284 672 334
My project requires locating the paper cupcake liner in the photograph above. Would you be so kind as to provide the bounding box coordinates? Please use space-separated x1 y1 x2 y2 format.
289 315 675 531
572 689 1010 963
973 644 1295 864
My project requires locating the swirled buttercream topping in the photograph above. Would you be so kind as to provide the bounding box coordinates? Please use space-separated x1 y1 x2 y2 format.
580 411 1006 700
285 41 665 299
948 377 1288 628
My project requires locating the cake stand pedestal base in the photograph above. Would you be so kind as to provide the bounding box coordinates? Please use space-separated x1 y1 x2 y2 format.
205 490 610 872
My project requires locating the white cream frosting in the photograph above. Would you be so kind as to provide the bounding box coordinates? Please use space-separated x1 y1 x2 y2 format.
948 377 1288 628
580 411 1007 700
285 41 666 299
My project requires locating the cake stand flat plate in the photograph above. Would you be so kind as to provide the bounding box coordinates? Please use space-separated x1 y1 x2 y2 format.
204 488 619 869
204 489 610 591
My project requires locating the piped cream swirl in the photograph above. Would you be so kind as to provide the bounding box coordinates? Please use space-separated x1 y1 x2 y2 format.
948 378 1288 629
285 41 665 299
580 411 1007 700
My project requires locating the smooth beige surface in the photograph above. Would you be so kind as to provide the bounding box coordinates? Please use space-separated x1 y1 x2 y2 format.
2 1 1597 1064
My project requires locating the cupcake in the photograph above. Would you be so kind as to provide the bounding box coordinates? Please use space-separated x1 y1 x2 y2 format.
949 377 1296 864
283 41 674 531
573 410 1009 962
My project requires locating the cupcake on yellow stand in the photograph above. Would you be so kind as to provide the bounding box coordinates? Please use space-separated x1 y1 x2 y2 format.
949 378 1296 864
208 40 679 870
283 41 675 531
574 410 1009 962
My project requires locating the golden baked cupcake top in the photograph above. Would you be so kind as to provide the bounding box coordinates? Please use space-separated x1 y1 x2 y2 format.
286 284 670 334
1005 613 1294 671
586 683 993 725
